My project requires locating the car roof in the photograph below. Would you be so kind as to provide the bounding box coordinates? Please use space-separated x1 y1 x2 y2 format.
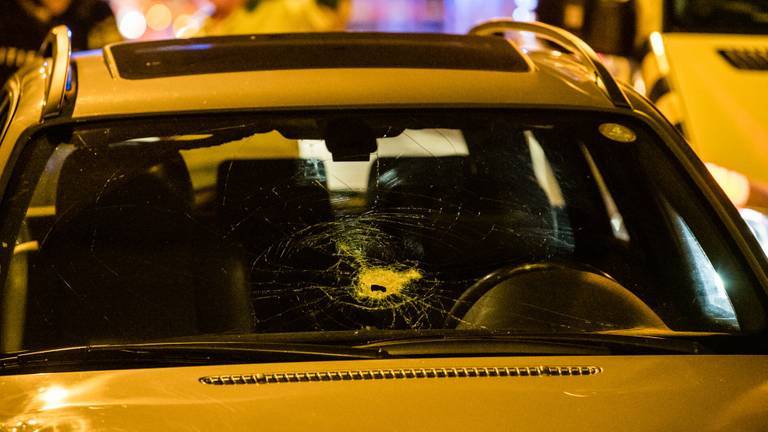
13 27 634 123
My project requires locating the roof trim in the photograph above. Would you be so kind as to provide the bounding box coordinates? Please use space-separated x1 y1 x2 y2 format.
469 19 632 109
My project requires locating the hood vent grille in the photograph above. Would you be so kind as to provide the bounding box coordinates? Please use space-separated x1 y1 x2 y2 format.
718 48 768 70
200 365 602 386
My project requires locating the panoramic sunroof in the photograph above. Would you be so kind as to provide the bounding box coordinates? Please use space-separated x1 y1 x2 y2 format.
107 32 530 80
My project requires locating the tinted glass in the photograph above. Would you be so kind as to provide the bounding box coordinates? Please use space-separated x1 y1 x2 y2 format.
109 33 529 79
0 110 764 352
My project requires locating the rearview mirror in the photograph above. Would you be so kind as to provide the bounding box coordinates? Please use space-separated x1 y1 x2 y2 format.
324 119 378 162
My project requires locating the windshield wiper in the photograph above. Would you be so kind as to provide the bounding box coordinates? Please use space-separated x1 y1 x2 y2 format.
0 341 387 375
357 332 709 356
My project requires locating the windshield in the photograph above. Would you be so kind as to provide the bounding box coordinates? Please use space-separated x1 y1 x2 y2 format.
0 110 765 354
667 0 768 34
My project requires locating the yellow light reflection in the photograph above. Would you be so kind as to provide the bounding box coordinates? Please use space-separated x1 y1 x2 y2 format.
146 3 173 32
706 162 750 207
649 31 670 75
39 385 69 411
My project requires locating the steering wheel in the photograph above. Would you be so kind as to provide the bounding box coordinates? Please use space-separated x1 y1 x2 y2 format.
445 261 667 331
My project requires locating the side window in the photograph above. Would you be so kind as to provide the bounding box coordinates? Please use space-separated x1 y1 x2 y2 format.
586 120 766 332
664 201 739 329
643 152 765 331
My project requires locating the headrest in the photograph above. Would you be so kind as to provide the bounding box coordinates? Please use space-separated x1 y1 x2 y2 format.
56 148 194 218
53 148 194 242
217 159 332 248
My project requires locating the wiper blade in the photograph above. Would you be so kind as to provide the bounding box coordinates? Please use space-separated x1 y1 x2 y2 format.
0 341 387 375
359 332 707 355
361 337 611 356
518 333 708 354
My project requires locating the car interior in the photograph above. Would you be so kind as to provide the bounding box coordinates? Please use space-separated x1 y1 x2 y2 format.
0 113 757 352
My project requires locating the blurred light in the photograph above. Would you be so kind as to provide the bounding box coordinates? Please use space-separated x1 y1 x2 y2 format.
39 386 69 410
740 208 768 256
633 72 647 95
118 10 147 39
649 31 665 56
714 271 726 293
146 3 172 32
706 162 750 207
447 0 517 33
512 7 536 21
517 0 538 9
649 31 670 75
173 14 201 38
563 2 584 29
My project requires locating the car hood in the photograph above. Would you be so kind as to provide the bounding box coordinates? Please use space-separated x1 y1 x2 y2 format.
0 355 766 431
663 33 768 184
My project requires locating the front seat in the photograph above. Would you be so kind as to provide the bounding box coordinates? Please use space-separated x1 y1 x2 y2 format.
216 159 336 332
35 148 252 347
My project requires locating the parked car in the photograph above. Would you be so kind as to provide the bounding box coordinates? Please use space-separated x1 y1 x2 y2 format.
538 0 768 234
0 21 767 431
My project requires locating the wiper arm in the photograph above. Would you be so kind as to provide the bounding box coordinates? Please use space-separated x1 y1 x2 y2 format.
0 341 387 375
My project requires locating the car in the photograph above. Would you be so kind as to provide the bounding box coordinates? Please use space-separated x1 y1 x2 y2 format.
0 20 767 431
537 0 768 232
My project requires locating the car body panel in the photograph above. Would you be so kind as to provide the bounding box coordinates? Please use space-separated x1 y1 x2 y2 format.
69 50 614 119
1 65 44 148
1 355 767 431
663 33 768 184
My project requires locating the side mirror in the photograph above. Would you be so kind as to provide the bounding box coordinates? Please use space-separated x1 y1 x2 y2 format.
536 0 637 57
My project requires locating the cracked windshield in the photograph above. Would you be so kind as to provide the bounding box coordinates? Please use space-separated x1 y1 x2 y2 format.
2 110 763 352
